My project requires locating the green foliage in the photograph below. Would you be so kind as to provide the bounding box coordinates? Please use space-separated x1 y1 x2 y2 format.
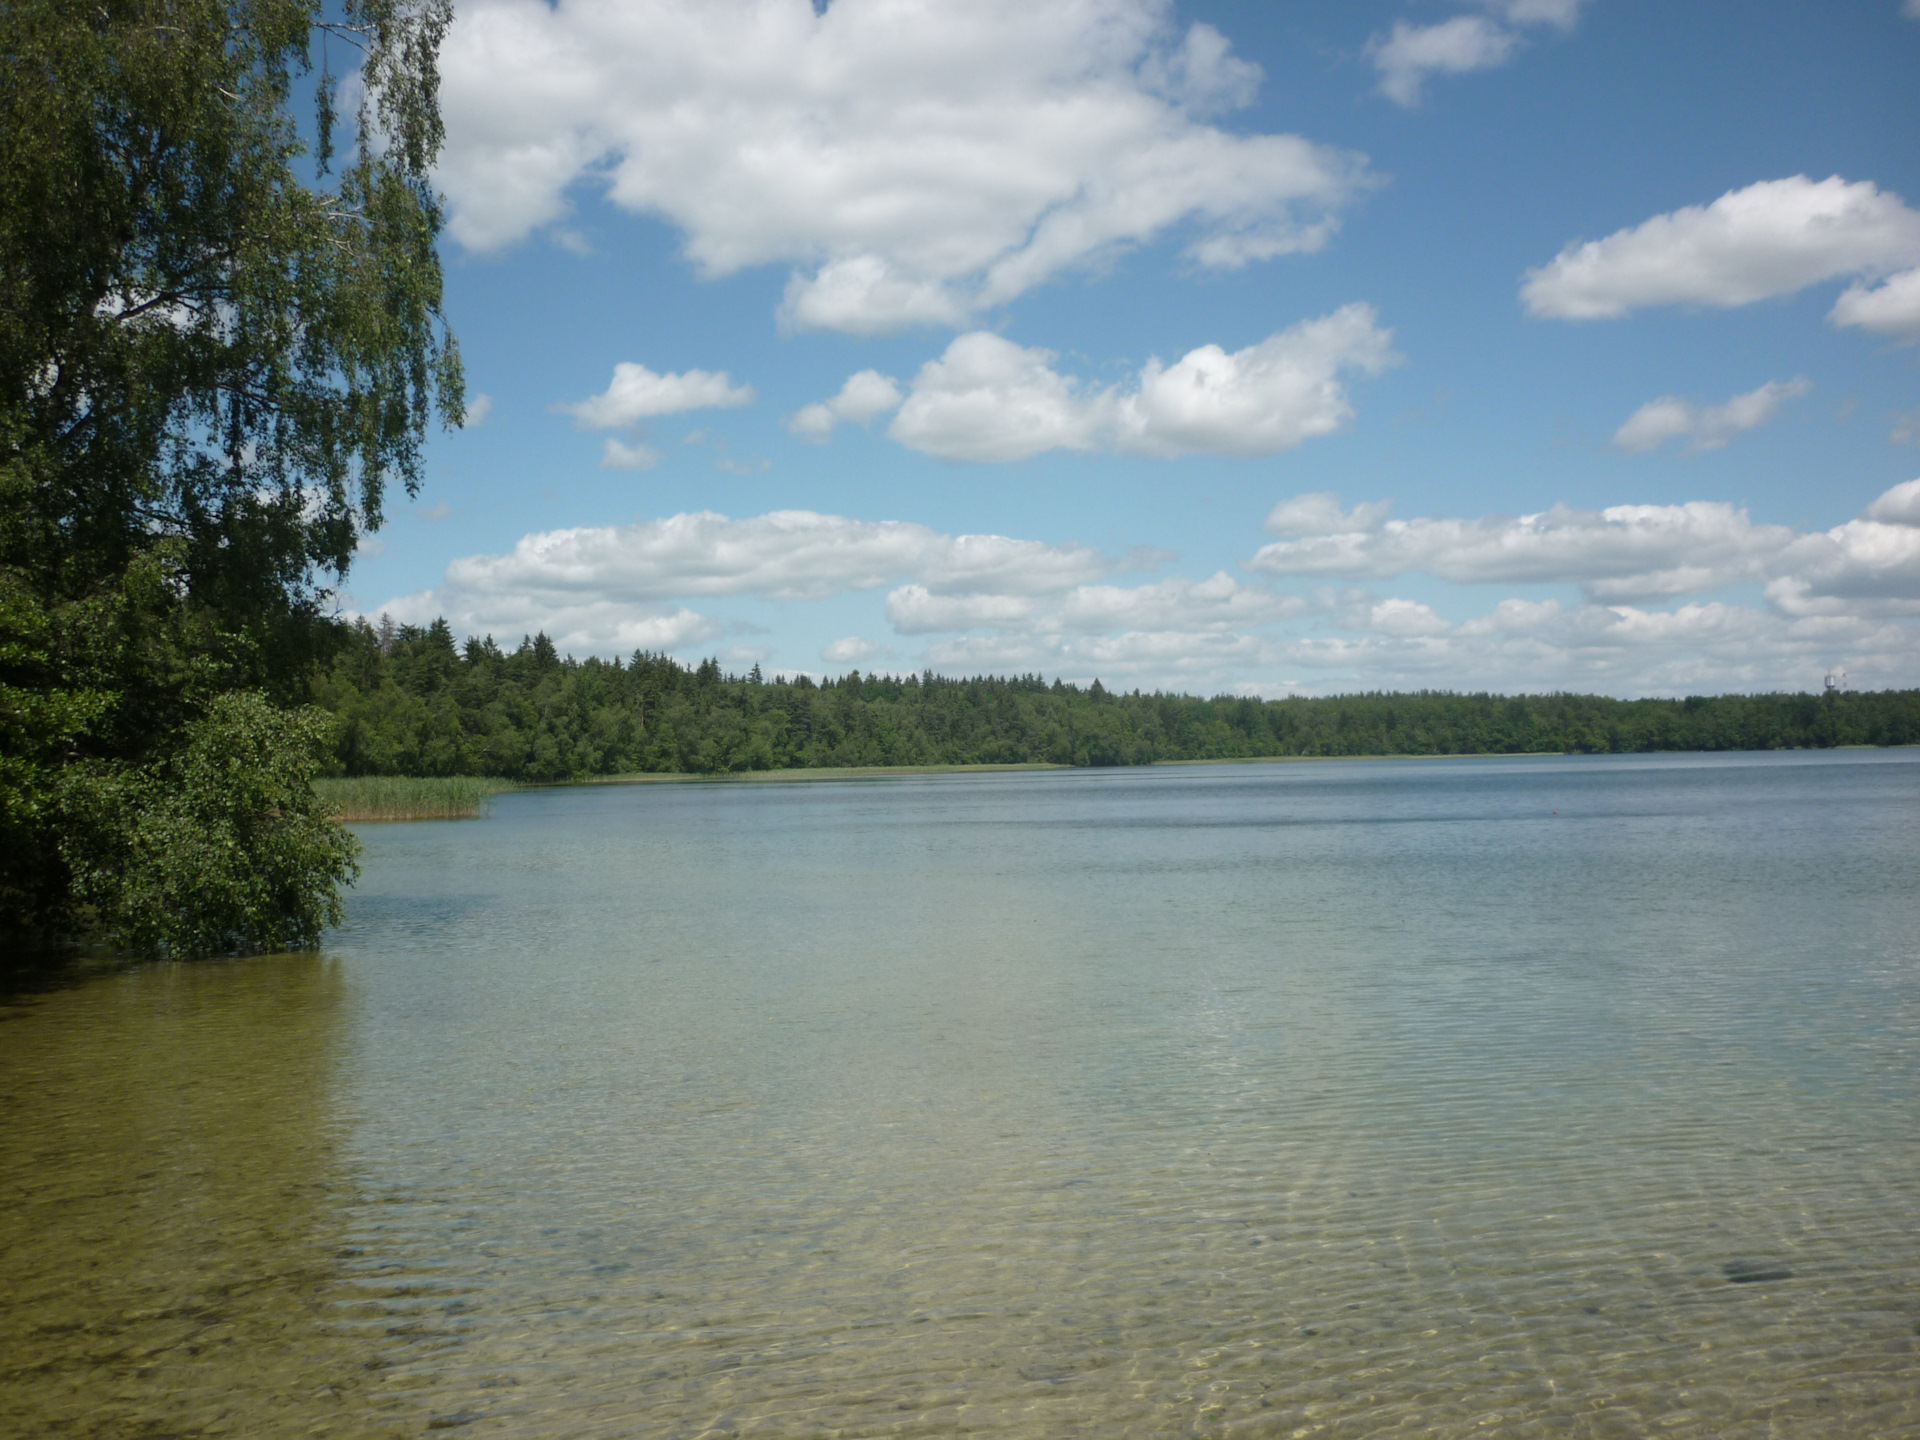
314 619 1920 780
65 691 359 955
0 0 459 948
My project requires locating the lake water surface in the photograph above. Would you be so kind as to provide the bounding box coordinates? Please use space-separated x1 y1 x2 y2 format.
5 751 1919 1438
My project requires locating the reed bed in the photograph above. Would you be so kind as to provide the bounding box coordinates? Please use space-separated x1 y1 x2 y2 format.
315 776 511 822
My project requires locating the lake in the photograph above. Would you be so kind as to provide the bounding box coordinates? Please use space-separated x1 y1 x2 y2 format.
4 751 1918 1438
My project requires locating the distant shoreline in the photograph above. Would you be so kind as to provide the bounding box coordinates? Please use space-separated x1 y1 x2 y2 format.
561 743 1910 787
322 744 1916 819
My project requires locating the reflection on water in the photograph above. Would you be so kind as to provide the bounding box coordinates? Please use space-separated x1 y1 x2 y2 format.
0 957 410 1437
4 751 1919 1437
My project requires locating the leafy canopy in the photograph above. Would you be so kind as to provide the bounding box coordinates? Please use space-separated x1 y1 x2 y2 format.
0 0 461 944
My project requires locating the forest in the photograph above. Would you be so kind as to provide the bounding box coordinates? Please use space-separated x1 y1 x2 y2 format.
315 618 1920 780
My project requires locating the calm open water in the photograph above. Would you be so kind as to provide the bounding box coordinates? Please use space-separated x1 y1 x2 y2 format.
4 751 1919 1438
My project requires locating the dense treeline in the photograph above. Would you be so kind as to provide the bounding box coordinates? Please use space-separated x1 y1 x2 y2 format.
313 618 1920 779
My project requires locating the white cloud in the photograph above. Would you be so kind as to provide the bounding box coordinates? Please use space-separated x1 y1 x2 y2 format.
778 258 973 336
1483 0 1586 26
822 636 883 664
887 571 1308 638
463 393 494 427
378 589 723 659
1892 411 1920 448
455 511 1112 601
925 479 1920 694
1370 17 1520 107
1612 377 1811 453
1368 598 1451 636
1768 486 1920 615
1264 492 1394 536
1906 0 1920 19
1369 1 1586 108
1248 481 1920 623
561 363 755 428
889 333 1099 461
1829 267 1920 341
1870 476 1920 525
436 0 1370 333
887 305 1397 462
885 587 1040 635
922 628 1273 685
1115 307 1400 456
786 369 905 442
1054 573 1309 632
374 508 1123 654
1136 20 1262 117
1248 495 1797 602
369 489 1920 694
1521 176 1920 320
601 437 663 470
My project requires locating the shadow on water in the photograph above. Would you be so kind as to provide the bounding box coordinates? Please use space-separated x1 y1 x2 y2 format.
0 954 411 1439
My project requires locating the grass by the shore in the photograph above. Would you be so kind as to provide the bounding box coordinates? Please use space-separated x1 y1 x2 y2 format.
579 761 1068 785
315 775 515 822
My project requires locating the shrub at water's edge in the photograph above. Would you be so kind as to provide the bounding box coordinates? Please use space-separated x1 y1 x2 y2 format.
61 694 360 956
313 618 1920 781
315 775 511 821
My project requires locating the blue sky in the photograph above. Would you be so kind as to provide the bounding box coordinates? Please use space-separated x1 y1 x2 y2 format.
344 0 1920 695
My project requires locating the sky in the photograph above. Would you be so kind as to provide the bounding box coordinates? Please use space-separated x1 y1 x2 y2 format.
342 0 1920 697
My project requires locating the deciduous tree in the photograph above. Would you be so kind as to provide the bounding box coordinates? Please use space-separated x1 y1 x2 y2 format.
0 0 461 945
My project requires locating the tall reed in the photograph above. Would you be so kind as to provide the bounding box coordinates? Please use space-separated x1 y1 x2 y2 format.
314 776 510 822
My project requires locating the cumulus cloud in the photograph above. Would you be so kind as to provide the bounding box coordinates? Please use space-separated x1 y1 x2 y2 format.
455 511 1111 602
1054 573 1310 632
1136 19 1262 116
924 479 1920 693
1829 267 1920 341
1264 492 1394 535
921 628 1275 685
601 437 663 470
436 0 1370 332
1248 482 1920 622
1368 598 1451 636
560 363 755 428
1612 377 1811 453
373 509 1124 654
908 591 1920 696
1485 0 1586 25
369 487 1920 694
1369 1 1585 108
786 369 905 442
1522 176 1920 320
822 636 884 664
1767 484 1920 615
463 393 494 427
885 587 1041 635
885 305 1396 462
889 334 1097 461
1248 494 1798 602
1370 17 1520 107
375 589 723 660
886 571 1308 638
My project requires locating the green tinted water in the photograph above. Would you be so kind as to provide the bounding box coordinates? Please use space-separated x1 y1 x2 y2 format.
4 752 1918 1437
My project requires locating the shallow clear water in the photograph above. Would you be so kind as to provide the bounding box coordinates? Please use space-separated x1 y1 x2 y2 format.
5 751 1920 1438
